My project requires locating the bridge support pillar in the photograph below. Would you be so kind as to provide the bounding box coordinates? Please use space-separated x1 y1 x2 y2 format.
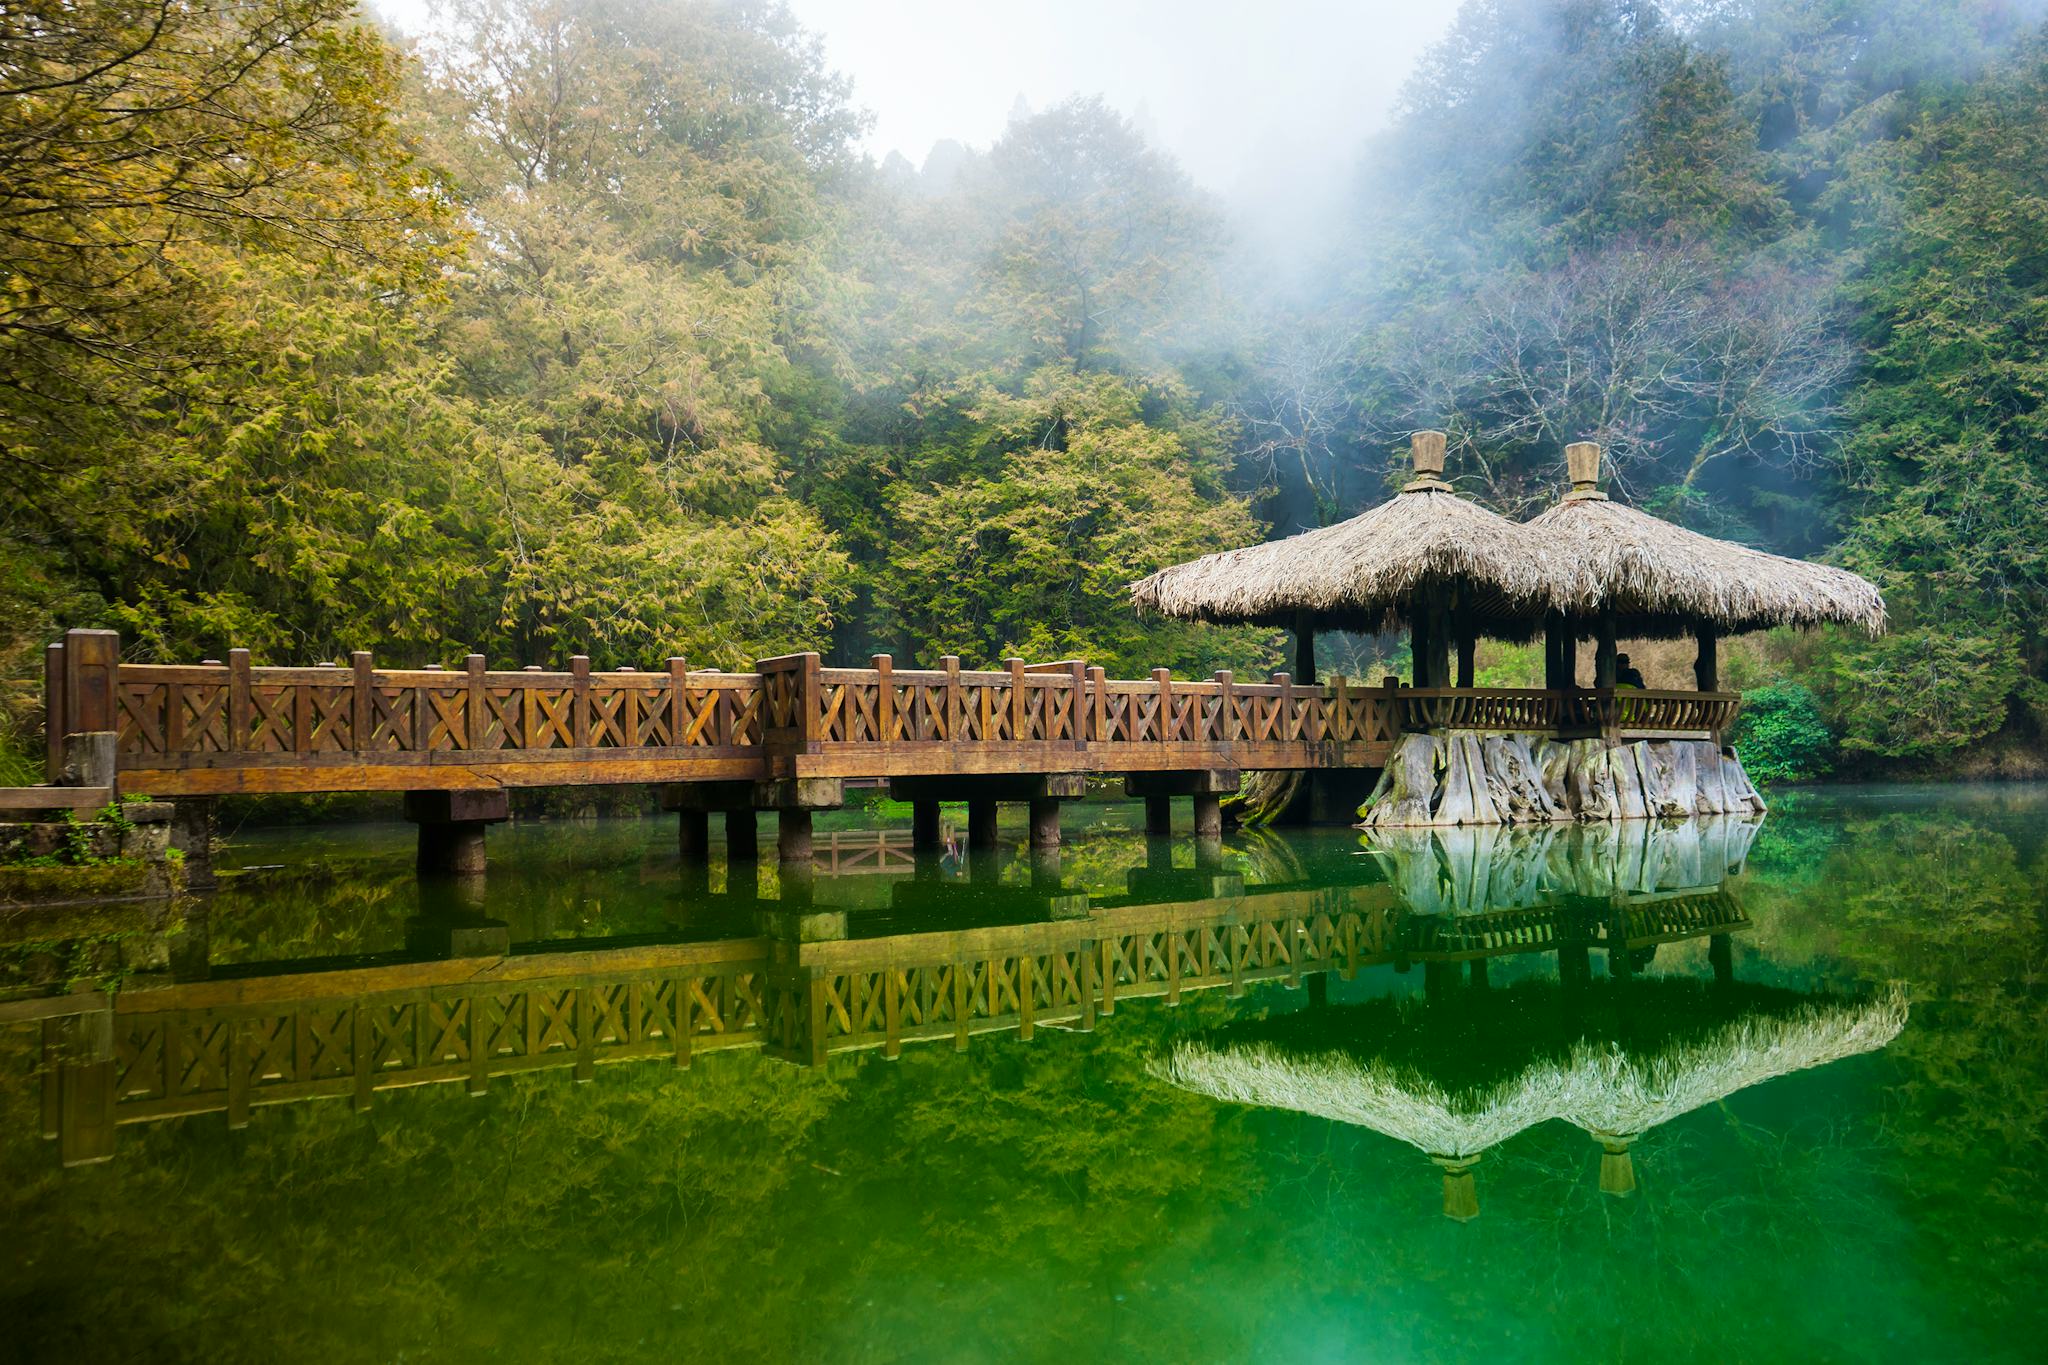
967 800 998 850
676 809 711 862
1143 796 1171 837
726 810 758 862
888 775 1084 855
169 798 216 891
404 790 509 877
912 800 941 852
777 808 814 866
1709 931 1733 986
1126 771 1239 845
1027 797 1061 850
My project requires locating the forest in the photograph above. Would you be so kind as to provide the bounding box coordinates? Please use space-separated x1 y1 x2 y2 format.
3 0 2047 783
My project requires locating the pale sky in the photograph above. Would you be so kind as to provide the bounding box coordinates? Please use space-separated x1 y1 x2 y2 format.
371 0 1464 242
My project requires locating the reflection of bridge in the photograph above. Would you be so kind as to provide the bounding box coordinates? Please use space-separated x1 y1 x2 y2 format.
13 868 1750 1166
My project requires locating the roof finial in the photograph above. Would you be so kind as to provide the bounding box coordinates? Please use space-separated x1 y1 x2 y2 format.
1402 430 1451 493
1564 441 1608 502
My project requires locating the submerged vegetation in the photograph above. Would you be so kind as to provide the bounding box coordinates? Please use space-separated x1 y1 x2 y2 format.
3 0 2048 778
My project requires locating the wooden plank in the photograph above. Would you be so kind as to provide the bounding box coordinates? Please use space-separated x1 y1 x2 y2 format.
44 642 64 782
0 786 112 811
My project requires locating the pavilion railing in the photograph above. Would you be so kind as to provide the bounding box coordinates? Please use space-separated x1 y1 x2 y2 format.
1398 686 1739 738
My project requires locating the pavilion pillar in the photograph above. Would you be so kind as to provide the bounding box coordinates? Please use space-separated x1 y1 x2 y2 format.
1409 592 1431 687
1544 612 1575 690
1594 610 1618 689
1695 626 1719 692
1411 586 1452 688
1294 610 1318 685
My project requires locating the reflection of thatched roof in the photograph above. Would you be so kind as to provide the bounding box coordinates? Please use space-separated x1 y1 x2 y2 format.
1128 433 1563 634
1553 984 1907 1141
1157 1041 1558 1160
1529 444 1886 639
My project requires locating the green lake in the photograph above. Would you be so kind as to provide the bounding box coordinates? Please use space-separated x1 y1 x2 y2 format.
3 784 2045 1363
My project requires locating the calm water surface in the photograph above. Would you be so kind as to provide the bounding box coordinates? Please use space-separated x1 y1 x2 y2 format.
3 785 2044 1363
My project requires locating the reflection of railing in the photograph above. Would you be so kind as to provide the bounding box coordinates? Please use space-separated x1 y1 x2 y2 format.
814 830 919 875
26 874 1755 1161
1407 889 1750 960
1398 686 1739 738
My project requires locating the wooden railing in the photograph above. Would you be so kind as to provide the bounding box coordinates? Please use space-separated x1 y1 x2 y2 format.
1399 686 1739 738
37 630 1738 797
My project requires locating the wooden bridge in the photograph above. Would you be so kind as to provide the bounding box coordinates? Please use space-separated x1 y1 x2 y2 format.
11 872 1750 1165
23 628 1740 868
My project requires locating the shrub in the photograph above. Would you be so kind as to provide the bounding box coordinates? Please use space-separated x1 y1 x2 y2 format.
1732 682 1836 786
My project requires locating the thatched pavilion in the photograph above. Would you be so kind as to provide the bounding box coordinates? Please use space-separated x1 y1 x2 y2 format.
1531 442 1887 691
1128 431 1564 687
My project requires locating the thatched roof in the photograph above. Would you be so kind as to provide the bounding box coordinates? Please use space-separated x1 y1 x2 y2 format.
1530 442 1887 639
1128 431 1566 635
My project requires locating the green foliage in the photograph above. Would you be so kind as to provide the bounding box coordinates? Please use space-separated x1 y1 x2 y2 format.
1815 628 2021 759
4 0 2048 772
1731 681 1836 784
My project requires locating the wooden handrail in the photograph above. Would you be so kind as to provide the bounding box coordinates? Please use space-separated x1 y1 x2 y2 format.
67 627 1738 795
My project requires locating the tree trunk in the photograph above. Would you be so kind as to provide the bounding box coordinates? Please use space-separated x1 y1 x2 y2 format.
1358 733 1440 827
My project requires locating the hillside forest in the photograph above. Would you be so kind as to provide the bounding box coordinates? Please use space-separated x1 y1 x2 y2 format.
4 0 2048 784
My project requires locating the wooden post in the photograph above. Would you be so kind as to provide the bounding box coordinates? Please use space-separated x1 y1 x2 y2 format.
801 653 823 752
667 657 688 746
1293 609 1317 685
43 641 65 783
571 655 591 747
1215 669 1235 742
61 628 119 734
1694 627 1719 692
1152 667 1172 745
1088 665 1106 743
228 648 252 752
1070 659 1088 750
942 655 961 742
1192 793 1223 839
1410 592 1431 687
1595 611 1618 689
1276 671 1295 741
352 650 373 750
466 654 486 750
1007 656 1026 740
874 654 894 743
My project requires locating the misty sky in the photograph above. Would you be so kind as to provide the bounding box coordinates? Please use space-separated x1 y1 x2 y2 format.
372 0 1463 221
